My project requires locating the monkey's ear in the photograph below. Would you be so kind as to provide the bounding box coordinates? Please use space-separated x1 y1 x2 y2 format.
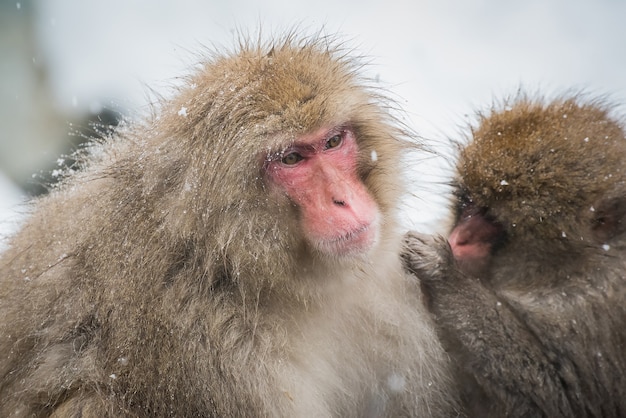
591 197 626 243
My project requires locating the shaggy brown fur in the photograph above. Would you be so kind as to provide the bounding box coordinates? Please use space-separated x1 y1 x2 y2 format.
403 95 626 417
0 33 457 417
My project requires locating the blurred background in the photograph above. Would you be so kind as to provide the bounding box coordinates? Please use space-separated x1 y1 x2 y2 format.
2 0 626 240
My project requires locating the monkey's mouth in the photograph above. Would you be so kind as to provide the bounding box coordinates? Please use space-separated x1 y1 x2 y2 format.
322 220 380 256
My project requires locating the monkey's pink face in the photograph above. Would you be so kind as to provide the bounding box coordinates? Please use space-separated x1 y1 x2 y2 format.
266 127 380 257
448 204 505 277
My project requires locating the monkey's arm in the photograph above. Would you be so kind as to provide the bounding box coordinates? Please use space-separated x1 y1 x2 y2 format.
402 232 575 418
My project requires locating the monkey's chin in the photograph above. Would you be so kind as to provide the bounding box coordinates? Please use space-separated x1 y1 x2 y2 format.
313 220 380 258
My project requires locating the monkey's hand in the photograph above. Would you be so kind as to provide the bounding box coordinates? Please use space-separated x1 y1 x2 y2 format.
401 230 479 315
401 231 455 286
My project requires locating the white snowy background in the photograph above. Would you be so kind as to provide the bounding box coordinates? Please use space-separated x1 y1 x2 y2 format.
2 0 626 244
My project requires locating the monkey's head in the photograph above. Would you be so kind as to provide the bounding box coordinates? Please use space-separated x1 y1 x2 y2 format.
126 34 408 286
449 96 626 281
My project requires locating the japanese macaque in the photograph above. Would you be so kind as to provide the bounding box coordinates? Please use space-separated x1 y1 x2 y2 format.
403 95 626 417
0 34 457 417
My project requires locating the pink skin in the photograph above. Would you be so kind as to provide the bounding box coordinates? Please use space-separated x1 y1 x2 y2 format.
448 208 502 277
265 126 380 256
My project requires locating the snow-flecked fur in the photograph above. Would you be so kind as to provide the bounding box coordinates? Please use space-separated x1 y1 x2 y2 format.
0 33 457 417
405 95 626 417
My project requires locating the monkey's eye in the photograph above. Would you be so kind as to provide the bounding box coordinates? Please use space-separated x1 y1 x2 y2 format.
325 134 343 150
281 152 304 165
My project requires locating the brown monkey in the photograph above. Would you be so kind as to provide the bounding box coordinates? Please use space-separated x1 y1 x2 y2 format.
0 34 457 417
403 95 626 417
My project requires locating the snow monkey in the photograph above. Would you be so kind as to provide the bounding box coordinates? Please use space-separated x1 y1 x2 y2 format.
403 95 626 417
0 33 458 417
